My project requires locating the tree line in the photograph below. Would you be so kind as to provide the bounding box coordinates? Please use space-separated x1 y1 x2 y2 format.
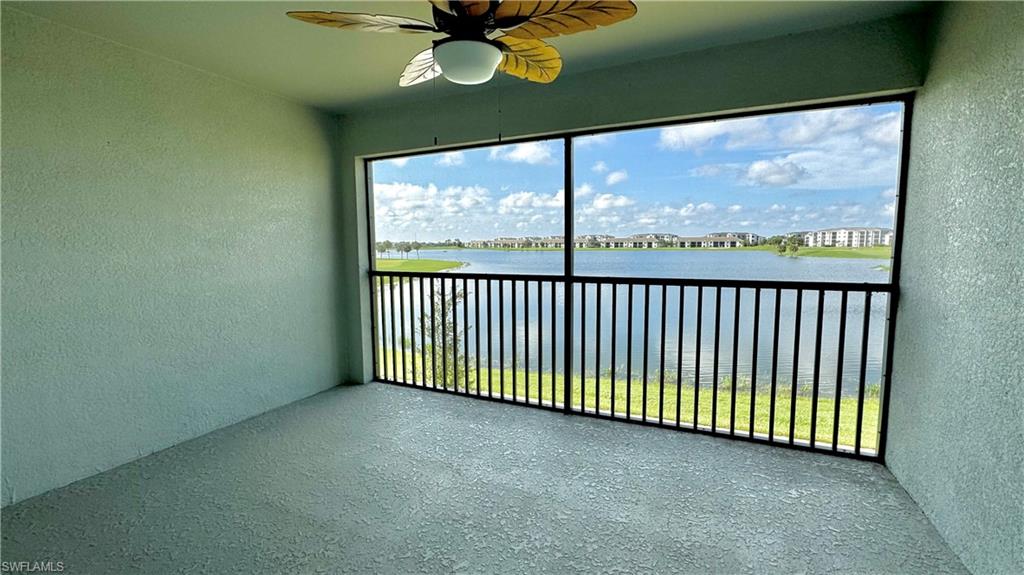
375 239 464 259
765 234 803 255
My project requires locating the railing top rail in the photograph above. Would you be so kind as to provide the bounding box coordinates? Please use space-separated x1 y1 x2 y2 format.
369 269 895 293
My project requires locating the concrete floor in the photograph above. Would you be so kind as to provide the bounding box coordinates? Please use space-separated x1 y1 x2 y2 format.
2 383 965 574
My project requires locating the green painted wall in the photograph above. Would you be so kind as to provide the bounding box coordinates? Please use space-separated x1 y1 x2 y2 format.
887 3 1024 574
337 14 929 384
1 8 342 505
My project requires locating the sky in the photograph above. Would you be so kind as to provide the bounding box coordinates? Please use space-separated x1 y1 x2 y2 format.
371 102 903 242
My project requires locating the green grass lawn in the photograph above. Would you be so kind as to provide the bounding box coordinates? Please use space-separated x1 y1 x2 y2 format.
788 246 892 259
376 347 880 451
376 258 463 272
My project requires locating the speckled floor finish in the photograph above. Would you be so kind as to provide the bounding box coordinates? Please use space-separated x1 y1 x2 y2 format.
2 383 965 574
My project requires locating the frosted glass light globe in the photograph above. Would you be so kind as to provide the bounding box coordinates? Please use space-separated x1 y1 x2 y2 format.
434 40 502 85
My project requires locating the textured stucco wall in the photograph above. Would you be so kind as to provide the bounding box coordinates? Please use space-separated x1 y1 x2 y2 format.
1 8 342 505
887 3 1024 574
337 14 929 384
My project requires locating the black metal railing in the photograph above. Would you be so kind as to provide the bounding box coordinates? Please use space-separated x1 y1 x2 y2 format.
370 270 894 459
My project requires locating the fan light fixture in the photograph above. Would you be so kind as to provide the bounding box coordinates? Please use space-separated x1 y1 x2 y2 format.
286 1 638 87
433 40 502 85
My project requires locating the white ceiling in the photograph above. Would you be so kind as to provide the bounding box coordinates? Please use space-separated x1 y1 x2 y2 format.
10 1 926 112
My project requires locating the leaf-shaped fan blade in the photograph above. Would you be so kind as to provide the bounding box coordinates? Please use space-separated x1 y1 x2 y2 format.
286 11 436 33
494 1 637 39
495 35 562 84
399 48 442 87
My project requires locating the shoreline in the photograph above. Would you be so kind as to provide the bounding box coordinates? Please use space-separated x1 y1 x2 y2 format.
388 245 893 260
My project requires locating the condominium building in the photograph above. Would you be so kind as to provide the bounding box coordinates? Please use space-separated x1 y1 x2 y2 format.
707 231 763 245
469 233 746 249
803 227 893 248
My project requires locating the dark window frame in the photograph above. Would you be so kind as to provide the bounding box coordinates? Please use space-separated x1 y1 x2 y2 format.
362 92 914 462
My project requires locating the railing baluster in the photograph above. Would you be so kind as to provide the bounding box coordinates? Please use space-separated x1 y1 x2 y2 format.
420 278 426 387
611 284 618 417
487 279 494 397
369 276 380 380
431 278 438 388
596 283 602 415
391 275 398 383
789 289 804 445
856 292 872 455
551 281 556 407
400 276 407 384
659 284 668 424
441 278 448 390
401 276 409 382
642 284 651 422
452 278 459 391
810 290 825 448
525 279 530 403
405 278 413 384
694 287 703 429
730 287 741 435
627 284 634 420
750 288 761 438
833 290 849 451
538 281 543 406
475 278 481 396
675 285 685 427
380 274 387 378
512 280 518 401
712 287 722 431
580 281 587 410
769 288 781 440
464 277 470 395
499 280 506 399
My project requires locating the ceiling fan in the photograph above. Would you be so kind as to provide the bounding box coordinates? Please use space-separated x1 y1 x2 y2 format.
287 1 638 86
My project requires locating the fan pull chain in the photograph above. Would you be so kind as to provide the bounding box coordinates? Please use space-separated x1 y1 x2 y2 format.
497 83 503 142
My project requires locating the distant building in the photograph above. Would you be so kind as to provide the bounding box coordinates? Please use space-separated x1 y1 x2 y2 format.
803 227 892 248
707 231 762 245
467 232 748 249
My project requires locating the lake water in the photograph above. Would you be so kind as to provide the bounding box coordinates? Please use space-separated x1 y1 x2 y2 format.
377 249 892 398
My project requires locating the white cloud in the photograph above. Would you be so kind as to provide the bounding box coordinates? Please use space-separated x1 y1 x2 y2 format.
778 107 869 146
591 161 609 174
881 187 897 199
575 183 595 198
440 185 488 213
727 204 743 213
592 193 634 210
386 157 410 167
689 164 731 177
576 133 616 147
659 117 770 151
436 151 465 167
489 141 555 164
374 182 490 226
605 170 628 186
864 112 902 146
498 189 563 214
744 159 808 187
678 202 716 216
